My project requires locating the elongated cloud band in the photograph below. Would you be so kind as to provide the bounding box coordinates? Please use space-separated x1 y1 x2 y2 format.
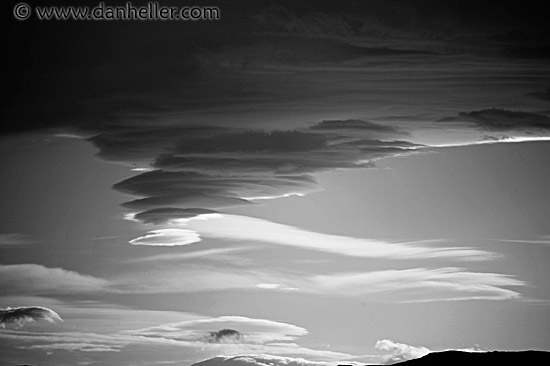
129 213 497 261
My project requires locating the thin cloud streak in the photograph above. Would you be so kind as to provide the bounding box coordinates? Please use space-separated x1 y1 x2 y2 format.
0 264 110 295
309 268 525 301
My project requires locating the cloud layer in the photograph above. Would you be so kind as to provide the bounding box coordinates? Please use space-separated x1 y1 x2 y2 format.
439 109 550 131
0 306 62 329
191 355 327 366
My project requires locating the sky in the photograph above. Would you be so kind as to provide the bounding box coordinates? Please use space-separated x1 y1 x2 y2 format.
2 0 550 365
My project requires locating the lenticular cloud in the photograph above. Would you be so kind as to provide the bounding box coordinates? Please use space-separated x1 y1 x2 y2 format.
0 306 63 328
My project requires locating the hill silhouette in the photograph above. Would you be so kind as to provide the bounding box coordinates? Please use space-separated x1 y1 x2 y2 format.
374 350 550 365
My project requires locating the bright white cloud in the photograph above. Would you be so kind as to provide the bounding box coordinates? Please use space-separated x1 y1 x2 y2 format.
131 214 497 262
129 228 201 246
310 267 525 301
375 339 430 364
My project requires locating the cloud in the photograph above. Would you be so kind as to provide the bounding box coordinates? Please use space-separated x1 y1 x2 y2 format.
309 119 404 134
84 119 420 223
204 329 243 344
133 208 219 225
111 260 524 302
0 264 109 295
309 267 524 301
439 109 550 131
0 233 35 247
123 246 254 264
129 228 203 246
375 339 430 364
137 214 498 261
0 306 62 329
173 130 327 154
191 354 327 366
123 315 308 344
1 310 358 361
527 88 550 102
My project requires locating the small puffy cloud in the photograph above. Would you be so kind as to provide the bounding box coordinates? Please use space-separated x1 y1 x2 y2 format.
0 264 109 295
0 306 62 328
439 109 550 131
204 329 243 344
375 339 430 364
191 354 327 366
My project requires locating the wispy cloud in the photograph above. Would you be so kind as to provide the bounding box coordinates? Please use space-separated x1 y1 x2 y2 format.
0 233 35 247
309 267 525 302
0 261 525 303
439 109 550 131
130 213 498 261
0 264 109 295
123 246 254 263
1 314 358 362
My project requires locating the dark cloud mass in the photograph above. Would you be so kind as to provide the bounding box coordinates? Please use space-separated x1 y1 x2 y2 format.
5 0 550 240
133 208 219 225
309 119 405 134
203 329 243 343
103 120 419 218
439 109 550 131
0 306 62 328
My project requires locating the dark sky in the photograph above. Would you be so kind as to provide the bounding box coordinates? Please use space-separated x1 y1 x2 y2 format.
3 0 550 134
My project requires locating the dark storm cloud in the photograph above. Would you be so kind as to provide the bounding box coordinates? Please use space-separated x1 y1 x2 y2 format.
8 0 545 232
103 122 418 217
0 306 62 328
203 329 243 343
88 126 230 164
309 119 405 134
438 109 550 131
195 36 430 70
174 130 326 153
115 170 321 211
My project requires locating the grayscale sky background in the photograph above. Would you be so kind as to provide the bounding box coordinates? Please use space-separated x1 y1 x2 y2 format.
2 1 550 365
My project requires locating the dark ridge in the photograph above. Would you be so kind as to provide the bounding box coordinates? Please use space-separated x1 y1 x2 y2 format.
370 350 550 365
